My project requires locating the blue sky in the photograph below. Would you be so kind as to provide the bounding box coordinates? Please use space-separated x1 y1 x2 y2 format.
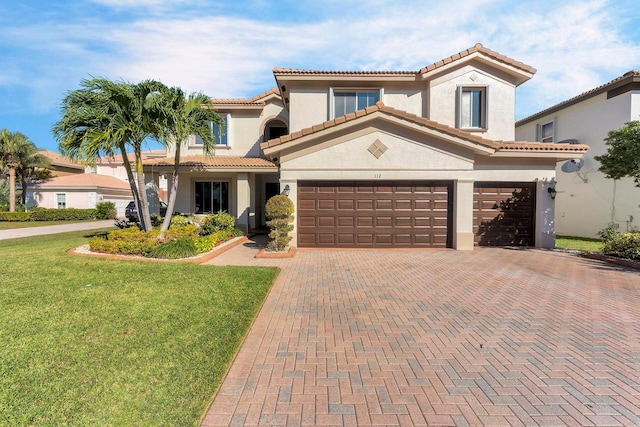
1 0 639 152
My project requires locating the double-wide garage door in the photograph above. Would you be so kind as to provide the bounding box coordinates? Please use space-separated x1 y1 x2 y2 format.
297 181 453 248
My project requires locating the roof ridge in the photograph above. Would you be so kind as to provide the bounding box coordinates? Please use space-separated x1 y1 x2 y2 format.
419 43 536 75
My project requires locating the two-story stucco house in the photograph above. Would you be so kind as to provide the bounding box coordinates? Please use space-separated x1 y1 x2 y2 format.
143 44 588 250
516 70 640 238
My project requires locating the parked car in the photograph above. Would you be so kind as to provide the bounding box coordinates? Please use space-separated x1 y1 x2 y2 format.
125 201 167 220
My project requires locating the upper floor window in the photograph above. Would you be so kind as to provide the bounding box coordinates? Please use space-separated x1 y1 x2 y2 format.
538 121 554 143
457 87 487 130
194 114 230 146
332 89 381 118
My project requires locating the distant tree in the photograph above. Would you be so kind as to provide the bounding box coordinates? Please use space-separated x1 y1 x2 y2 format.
155 87 223 237
53 78 168 231
595 121 640 185
0 129 49 211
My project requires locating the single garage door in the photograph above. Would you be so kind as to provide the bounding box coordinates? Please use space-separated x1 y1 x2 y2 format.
297 181 452 248
473 182 535 246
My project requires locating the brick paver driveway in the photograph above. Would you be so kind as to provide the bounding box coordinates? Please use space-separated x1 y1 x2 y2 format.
202 244 640 426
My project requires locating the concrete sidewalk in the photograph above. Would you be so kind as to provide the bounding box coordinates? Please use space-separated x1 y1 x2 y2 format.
0 220 114 240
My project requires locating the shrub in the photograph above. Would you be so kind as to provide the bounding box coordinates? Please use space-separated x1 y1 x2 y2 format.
95 202 117 219
602 232 640 260
170 214 194 226
148 238 199 259
0 212 32 221
89 227 157 256
30 208 98 221
164 225 198 241
200 211 236 236
265 195 294 252
597 227 619 242
150 214 163 227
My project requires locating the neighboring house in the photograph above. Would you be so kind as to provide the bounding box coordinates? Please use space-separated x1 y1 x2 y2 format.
38 149 84 177
27 173 132 217
142 43 588 249
516 70 640 238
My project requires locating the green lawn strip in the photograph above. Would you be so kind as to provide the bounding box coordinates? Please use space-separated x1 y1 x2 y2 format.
0 220 103 230
0 231 278 426
555 235 603 252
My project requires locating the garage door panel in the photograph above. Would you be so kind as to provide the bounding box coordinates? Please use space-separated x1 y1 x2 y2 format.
298 181 452 248
474 182 535 246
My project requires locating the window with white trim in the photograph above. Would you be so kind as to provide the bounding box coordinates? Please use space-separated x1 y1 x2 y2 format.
538 121 554 143
56 193 66 209
457 87 487 130
331 89 381 118
194 114 230 147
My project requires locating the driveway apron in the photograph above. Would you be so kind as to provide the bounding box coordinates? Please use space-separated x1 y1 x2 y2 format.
202 244 640 426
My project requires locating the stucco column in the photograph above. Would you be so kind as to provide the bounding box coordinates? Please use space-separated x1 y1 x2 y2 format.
236 173 251 233
453 179 474 250
536 179 555 249
248 173 256 229
281 179 297 246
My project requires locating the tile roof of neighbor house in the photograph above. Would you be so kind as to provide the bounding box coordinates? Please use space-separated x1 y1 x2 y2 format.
95 150 166 164
143 155 278 169
260 102 589 154
38 150 84 170
273 44 536 77
32 173 130 189
210 88 281 106
516 69 640 126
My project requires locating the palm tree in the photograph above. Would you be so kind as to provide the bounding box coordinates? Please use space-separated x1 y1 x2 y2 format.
53 78 167 231
155 87 223 236
0 129 49 212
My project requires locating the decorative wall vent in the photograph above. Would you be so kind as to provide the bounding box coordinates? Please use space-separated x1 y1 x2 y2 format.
368 139 388 159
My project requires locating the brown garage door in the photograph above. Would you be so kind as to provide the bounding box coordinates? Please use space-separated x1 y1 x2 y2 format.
297 181 452 248
473 182 535 246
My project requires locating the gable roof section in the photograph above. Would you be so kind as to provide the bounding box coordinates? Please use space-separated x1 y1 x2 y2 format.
516 70 640 126
419 43 536 82
31 173 131 190
261 102 588 157
38 150 84 170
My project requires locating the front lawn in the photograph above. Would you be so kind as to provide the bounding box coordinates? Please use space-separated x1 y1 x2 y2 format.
0 231 278 426
555 235 603 252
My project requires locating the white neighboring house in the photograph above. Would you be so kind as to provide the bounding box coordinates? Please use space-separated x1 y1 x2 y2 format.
516 70 640 238
27 174 132 217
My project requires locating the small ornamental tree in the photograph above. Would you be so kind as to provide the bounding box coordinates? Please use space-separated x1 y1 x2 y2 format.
595 120 640 185
265 194 294 252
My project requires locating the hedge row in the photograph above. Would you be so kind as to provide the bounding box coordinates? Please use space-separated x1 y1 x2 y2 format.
0 208 106 222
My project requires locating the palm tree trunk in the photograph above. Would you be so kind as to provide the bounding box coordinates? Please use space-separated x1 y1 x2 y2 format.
119 145 145 229
135 151 152 231
8 167 16 212
159 145 180 237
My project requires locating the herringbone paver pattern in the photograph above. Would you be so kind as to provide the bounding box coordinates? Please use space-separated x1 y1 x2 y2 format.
202 242 640 426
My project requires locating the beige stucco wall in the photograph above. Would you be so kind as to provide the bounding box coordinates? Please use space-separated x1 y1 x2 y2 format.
288 88 329 133
27 189 131 217
429 64 516 141
516 91 640 238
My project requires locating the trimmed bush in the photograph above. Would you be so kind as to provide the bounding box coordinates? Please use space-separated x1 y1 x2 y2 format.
602 232 640 260
164 225 198 241
89 227 157 256
95 202 117 219
30 208 98 221
0 212 32 221
265 195 294 252
200 211 236 236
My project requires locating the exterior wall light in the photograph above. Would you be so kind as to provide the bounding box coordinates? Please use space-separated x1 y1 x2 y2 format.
547 186 557 199
281 184 290 196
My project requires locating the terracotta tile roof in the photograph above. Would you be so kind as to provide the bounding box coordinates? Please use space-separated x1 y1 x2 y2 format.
143 155 277 169
419 43 536 75
517 70 640 126
272 68 416 77
210 88 281 105
261 102 589 154
38 150 84 170
33 173 131 189
96 150 166 164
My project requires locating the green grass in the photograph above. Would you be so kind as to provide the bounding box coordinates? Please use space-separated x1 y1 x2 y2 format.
0 231 278 426
556 235 603 252
0 220 102 230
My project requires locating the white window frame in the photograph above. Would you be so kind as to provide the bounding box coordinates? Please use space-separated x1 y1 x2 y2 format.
456 86 488 131
537 120 555 143
55 193 66 209
329 88 383 119
192 113 231 148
